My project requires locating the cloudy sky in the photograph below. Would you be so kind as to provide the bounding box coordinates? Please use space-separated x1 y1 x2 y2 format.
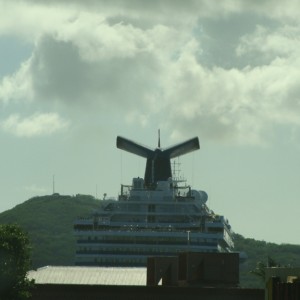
1 0 300 245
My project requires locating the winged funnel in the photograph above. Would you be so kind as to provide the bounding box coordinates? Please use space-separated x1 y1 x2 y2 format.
116 136 200 187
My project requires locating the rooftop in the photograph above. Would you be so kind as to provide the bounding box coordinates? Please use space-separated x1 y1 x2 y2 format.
28 266 147 286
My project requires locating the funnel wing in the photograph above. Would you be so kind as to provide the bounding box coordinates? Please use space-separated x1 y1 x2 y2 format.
164 137 200 159
116 136 153 158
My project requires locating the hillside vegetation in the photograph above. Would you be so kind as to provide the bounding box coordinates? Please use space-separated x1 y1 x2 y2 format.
0 194 100 267
234 234 300 287
0 194 299 288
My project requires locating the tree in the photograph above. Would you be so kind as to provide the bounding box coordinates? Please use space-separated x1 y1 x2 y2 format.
0 224 34 299
250 256 282 282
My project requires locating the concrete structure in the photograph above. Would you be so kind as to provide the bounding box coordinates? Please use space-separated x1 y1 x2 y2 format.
265 267 300 300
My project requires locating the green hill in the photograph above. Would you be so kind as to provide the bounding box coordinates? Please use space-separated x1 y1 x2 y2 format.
234 233 300 287
0 194 100 268
0 194 299 288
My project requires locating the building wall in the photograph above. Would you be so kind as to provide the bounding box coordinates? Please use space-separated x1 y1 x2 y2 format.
31 284 264 300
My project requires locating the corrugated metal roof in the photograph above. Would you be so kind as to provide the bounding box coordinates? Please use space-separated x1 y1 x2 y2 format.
27 266 147 286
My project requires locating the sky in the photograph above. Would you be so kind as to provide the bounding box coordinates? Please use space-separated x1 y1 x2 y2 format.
0 0 300 245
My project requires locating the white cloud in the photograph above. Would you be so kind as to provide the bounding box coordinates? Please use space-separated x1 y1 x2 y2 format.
1 1 300 44
0 1 78 41
0 58 33 104
1 0 300 146
236 25 300 60
1 112 69 137
160 47 300 145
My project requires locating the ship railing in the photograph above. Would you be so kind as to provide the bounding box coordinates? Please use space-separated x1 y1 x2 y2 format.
119 181 192 196
75 243 219 256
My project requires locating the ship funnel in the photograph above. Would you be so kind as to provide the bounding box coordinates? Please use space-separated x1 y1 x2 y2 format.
116 136 200 187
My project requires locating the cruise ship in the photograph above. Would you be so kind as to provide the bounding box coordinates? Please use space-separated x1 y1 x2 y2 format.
74 135 234 266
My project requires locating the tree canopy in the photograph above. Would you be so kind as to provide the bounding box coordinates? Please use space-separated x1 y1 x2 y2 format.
0 224 33 299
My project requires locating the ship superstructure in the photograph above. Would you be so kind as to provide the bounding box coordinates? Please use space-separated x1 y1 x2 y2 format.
74 135 234 266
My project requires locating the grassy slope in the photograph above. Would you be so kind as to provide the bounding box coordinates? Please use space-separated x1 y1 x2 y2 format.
0 194 299 287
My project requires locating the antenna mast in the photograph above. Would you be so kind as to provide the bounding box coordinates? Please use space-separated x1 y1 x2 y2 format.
52 175 55 194
158 129 161 148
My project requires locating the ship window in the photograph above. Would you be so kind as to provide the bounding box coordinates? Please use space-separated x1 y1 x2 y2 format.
148 204 156 212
